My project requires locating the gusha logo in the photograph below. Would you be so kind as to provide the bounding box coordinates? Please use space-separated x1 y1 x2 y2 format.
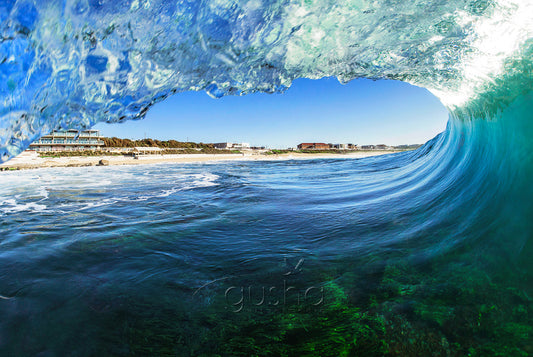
229 258 324 313
193 258 325 312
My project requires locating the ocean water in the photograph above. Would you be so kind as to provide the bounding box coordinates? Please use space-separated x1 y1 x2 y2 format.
1 144 532 355
1 0 533 355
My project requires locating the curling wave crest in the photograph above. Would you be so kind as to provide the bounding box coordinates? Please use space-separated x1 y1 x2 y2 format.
0 0 532 161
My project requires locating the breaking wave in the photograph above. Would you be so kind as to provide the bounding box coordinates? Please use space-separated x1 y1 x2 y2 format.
0 2 532 353
1 0 531 261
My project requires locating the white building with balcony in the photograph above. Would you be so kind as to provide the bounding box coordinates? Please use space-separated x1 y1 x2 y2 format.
28 129 105 152
213 142 250 150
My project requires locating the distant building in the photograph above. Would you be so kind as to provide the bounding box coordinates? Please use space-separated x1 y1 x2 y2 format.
213 142 230 149
359 144 392 150
234 143 250 150
214 142 251 150
297 143 331 150
331 143 357 150
29 129 104 152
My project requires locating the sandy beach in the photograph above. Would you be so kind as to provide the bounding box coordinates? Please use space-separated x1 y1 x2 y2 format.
0 150 400 170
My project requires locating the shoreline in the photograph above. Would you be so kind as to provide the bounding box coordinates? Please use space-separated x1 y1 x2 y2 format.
0 150 402 171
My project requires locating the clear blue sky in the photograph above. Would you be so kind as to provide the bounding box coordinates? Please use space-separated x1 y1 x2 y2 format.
94 77 448 148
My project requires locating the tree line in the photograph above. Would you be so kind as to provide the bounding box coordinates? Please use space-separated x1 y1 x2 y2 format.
102 137 215 149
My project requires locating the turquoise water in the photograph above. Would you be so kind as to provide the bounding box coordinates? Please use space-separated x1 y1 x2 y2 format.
1 0 533 355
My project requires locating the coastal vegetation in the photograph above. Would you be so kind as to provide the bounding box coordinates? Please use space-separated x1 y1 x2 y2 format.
37 147 241 158
265 149 292 155
38 150 126 158
101 137 215 149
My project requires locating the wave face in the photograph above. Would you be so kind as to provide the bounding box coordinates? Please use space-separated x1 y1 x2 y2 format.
0 0 533 355
1 0 530 258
